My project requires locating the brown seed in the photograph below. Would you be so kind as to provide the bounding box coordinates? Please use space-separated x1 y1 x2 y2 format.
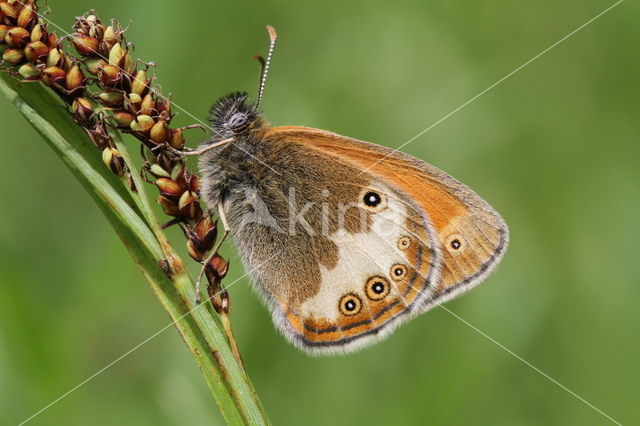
85 121 112 150
169 128 185 150
130 70 150 96
72 97 94 126
30 23 46 42
45 47 63 68
189 174 201 193
0 25 10 40
17 4 36 28
62 52 73 70
2 48 25 65
98 64 122 87
139 94 156 116
210 255 229 279
179 191 202 221
71 34 99 56
0 2 17 20
46 31 58 49
155 178 183 198
5 27 30 48
111 111 135 127
103 25 117 46
41 66 66 87
150 120 169 143
156 98 172 121
194 215 218 249
126 92 142 112
187 240 205 262
65 64 86 91
98 91 125 107
102 147 126 176
24 41 49 63
157 195 180 217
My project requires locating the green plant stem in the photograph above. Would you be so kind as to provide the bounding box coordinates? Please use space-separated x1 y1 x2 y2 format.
1 74 270 425
111 131 170 249
113 133 267 423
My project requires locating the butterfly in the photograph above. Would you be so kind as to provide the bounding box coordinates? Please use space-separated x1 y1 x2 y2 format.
192 26 508 355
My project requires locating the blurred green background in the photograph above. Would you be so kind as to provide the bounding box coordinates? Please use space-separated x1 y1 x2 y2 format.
1 0 638 424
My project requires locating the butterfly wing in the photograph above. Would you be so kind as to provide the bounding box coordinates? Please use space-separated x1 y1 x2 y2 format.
222 138 442 354
265 126 509 310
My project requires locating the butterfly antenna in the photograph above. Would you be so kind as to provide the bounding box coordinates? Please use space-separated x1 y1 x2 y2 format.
255 25 278 109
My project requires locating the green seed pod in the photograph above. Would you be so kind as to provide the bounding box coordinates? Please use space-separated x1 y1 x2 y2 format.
131 70 150 96
108 42 125 67
84 58 107 75
18 63 41 79
149 163 171 179
111 111 135 127
98 91 125 107
130 114 154 133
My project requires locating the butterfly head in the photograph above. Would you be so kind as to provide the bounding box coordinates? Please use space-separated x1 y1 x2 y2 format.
209 92 262 139
207 27 277 142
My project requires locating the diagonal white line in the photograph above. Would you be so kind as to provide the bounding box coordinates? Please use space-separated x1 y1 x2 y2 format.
357 0 623 177
16 251 279 425
14 0 282 176
383 253 622 424
439 305 623 425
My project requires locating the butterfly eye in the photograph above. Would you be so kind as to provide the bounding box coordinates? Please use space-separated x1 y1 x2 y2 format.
397 236 412 250
360 189 387 211
365 276 390 301
227 112 248 130
339 293 362 316
390 264 408 281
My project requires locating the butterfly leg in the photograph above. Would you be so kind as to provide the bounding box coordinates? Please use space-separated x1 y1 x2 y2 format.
170 137 234 158
194 202 230 303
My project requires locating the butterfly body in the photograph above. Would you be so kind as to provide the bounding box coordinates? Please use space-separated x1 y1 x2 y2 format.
198 91 508 355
